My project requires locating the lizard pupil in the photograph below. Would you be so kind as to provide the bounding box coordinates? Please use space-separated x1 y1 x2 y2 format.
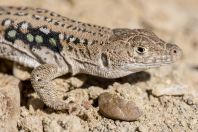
136 47 145 54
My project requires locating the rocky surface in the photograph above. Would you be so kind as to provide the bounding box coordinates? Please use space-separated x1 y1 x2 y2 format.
0 74 20 132
0 0 198 131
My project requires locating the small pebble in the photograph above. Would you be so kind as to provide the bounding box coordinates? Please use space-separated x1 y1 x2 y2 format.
98 92 142 121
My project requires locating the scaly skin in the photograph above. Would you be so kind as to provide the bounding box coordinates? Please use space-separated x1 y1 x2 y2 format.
0 6 182 110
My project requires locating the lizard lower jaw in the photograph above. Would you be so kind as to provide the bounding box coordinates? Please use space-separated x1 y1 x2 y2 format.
143 59 176 68
145 54 180 65
125 59 175 71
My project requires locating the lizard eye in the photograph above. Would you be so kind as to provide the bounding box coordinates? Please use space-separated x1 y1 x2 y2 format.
135 46 146 54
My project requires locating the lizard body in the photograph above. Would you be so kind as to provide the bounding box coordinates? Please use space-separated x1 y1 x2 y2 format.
0 6 182 110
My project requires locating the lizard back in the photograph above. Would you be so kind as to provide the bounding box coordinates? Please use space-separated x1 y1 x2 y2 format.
0 6 112 69
0 6 112 47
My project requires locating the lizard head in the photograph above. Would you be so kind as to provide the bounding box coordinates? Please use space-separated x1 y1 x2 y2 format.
100 28 182 78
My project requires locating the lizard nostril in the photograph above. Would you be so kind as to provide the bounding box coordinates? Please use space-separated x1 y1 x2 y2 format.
173 49 177 54
170 48 178 55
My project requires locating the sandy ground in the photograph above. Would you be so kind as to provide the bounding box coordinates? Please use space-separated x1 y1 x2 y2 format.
0 0 198 131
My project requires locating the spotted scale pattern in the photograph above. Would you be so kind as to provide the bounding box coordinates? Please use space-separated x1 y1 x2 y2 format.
0 6 111 47
2 20 101 53
3 21 62 51
0 6 113 67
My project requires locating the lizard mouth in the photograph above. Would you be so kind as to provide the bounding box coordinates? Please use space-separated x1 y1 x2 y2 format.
146 55 176 65
125 54 181 71
143 55 179 67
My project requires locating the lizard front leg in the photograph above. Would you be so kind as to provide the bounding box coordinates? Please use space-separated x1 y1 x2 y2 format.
31 64 73 110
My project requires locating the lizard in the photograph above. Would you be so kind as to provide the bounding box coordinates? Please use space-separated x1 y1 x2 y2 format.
0 6 182 110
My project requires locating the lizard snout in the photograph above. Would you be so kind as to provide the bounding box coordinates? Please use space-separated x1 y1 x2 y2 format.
166 43 183 61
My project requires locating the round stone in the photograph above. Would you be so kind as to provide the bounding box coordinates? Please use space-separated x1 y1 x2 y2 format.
7 30 17 38
98 92 143 121
26 33 34 42
35 35 43 43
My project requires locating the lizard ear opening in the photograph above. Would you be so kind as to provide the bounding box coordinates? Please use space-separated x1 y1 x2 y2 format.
101 53 109 67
